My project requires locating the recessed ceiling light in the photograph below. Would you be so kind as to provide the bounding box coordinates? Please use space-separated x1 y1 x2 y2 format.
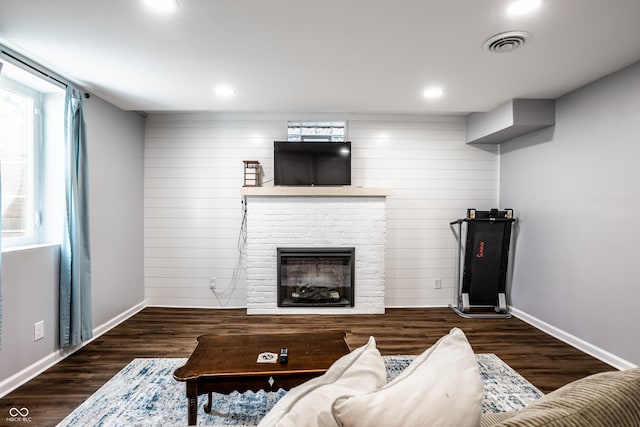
422 86 444 100
143 0 178 13
214 85 236 98
507 0 543 16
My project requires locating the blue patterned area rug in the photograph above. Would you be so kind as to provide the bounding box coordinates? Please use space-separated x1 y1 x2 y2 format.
57 355 542 427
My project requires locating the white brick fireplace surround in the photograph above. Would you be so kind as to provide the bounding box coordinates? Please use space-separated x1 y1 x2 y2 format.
242 187 389 314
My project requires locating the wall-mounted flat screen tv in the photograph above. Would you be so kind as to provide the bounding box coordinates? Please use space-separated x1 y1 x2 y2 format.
274 141 351 186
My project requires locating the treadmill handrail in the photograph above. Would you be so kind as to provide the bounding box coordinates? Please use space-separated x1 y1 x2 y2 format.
450 218 515 225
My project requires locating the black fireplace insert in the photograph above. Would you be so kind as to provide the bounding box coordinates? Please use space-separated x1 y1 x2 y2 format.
277 247 355 307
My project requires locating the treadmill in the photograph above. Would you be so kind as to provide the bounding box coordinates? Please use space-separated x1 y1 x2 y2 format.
450 208 516 319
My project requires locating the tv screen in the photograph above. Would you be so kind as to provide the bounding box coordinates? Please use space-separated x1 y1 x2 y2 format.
274 141 351 186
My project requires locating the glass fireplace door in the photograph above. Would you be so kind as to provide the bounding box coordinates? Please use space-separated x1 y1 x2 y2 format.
277 248 355 307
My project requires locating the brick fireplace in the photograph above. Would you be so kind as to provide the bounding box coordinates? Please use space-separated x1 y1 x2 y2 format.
242 187 388 314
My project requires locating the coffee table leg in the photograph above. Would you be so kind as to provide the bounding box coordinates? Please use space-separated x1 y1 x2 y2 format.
204 392 213 413
186 381 198 425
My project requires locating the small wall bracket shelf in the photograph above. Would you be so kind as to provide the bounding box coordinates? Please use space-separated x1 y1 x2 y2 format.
243 160 261 187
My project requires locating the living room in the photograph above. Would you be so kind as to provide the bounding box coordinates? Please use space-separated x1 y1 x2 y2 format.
1 0 640 425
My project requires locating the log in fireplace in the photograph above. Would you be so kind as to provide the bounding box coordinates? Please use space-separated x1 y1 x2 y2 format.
277 248 355 307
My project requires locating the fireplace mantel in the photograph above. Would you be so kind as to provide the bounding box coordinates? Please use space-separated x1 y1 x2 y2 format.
240 186 390 197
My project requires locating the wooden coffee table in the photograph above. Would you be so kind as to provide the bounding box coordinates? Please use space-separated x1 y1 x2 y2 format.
173 331 350 425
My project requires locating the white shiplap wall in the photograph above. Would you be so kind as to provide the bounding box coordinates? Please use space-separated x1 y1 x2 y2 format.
144 113 499 308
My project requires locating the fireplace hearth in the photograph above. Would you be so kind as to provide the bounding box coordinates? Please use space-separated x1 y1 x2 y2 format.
277 248 355 307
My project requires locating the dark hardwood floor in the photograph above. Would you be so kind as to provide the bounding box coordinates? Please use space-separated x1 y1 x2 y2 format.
0 307 614 427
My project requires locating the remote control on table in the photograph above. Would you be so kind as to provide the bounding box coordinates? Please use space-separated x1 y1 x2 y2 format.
279 348 288 364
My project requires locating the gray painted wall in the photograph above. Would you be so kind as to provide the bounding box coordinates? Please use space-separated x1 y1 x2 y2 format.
0 246 59 383
0 94 145 389
85 96 145 326
500 61 640 366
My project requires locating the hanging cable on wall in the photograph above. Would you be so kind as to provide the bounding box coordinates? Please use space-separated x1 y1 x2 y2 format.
210 197 248 306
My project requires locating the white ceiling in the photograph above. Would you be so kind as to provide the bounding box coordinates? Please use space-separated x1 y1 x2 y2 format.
1 0 640 114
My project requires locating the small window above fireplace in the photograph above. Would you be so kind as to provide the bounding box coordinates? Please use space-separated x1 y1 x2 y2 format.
287 121 347 142
277 247 355 307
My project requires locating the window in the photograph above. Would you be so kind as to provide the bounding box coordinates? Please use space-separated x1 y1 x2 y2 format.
0 79 40 245
1 60 63 248
287 121 347 142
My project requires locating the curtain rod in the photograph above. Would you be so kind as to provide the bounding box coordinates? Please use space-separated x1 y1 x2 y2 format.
0 45 91 98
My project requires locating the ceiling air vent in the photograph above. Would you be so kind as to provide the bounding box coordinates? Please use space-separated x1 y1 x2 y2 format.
483 31 530 53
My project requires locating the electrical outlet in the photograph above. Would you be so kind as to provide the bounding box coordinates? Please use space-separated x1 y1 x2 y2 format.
34 320 45 341
433 278 442 289
209 277 216 290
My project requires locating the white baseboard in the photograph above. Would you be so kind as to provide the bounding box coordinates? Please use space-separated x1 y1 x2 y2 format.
510 307 638 371
0 301 146 398
385 305 450 308
92 302 146 338
145 304 245 309
0 351 62 399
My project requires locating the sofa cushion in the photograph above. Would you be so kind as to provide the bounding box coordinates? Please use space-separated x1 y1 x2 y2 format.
481 412 517 426
256 336 386 427
331 327 483 427
490 368 640 427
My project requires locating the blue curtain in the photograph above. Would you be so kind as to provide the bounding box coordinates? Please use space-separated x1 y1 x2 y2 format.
59 87 92 347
